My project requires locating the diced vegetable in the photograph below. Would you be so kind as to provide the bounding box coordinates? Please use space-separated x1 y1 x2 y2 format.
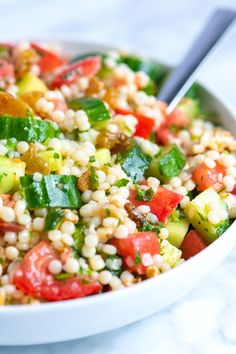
94 148 111 165
120 142 151 183
31 42 65 74
44 208 64 231
166 210 189 248
17 73 48 95
51 57 101 88
20 175 82 209
0 157 25 194
38 149 62 173
0 220 23 233
68 96 110 129
72 222 86 256
0 115 60 142
180 230 207 260
160 240 182 267
184 188 229 243
111 232 160 274
13 241 101 301
114 108 155 139
192 162 225 192
146 144 185 182
129 187 183 223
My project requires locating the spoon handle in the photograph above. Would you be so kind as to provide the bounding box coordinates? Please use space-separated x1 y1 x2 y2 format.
157 8 236 113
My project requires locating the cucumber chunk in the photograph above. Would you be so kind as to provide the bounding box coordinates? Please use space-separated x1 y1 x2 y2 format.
95 148 111 165
17 73 48 95
120 142 151 183
146 144 185 182
0 157 25 194
160 240 182 267
38 149 62 173
20 175 82 209
166 210 189 248
184 188 229 244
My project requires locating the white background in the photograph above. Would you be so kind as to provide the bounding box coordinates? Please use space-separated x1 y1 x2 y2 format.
0 0 236 353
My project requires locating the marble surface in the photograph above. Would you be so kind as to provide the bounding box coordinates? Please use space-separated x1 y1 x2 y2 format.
0 0 236 353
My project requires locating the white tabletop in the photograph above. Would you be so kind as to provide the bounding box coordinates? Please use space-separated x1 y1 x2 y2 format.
0 0 236 353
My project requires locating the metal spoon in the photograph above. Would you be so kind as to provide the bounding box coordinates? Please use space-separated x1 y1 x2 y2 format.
157 8 236 114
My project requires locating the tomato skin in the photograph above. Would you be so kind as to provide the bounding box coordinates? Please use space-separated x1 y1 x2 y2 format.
0 220 23 234
166 107 188 127
231 185 236 195
31 43 65 74
50 56 101 89
156 124 173 145
114 108 155 139
13 241 101 301
111 232 160 274
192 162 225 192
180 230 207 260
0 60 14 78
129 187 183 223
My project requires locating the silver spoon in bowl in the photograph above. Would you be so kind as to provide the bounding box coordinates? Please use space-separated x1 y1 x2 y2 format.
157 8 236 114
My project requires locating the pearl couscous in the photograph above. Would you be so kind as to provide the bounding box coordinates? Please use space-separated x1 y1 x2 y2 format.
0 41 235 305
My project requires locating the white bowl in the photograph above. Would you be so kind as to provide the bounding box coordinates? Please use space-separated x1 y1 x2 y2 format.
0 39 236 346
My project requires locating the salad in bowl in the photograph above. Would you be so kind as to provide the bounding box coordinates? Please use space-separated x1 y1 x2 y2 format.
0 40 235 306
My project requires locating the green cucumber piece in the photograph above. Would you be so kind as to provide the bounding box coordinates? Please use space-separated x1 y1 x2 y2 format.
95 148 111 165
160 240 182 267
67 97 110 129
166 210 189 248
184 188 229 244
178 97 201 120
0 157 25 194
146 144 185 182
20 175 82 209
120 142 151 183
44 208 64 231
0 115 60 142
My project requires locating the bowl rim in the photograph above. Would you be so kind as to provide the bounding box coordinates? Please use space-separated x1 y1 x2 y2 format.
0 38 235 314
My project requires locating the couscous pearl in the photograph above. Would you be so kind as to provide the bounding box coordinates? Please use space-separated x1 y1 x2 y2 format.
16 242 30 251
147 212 158 224
204 157 216 169
60 221 75 235
80 203 96 218
103 217 119 228
82 245 96 258
223 176 235 191
114 225 129 239
89 255 105 271
85 234 98 247
18 230 30 243
184 179 196 192
93 190 106 202
0 265 2 277
4 232 17 245
102 244 117 255
17 214 31 225
207 211 220 225
48 260 62 275
48 138 62 151
170 177 182 188
5 246 19 260
64 258 79 274
1 207 15 222
48 230 62 242
136 205 150 214
0 144 8 156
141 253 153 267
147 177 160 190
34 208 47 217
16 141 29 154
159 228 169 240
153 254 165 267
1 274 9 285
61 233 74 246
180 196 190 209
82 190 93 203
4 284 15 295
120 270 134 284
109 276 123 290
33 172 42 182
32 217 45 231
219 154 235 167
14 200 26 215
52 240 64 251
98 270 112 285
88 216 101 228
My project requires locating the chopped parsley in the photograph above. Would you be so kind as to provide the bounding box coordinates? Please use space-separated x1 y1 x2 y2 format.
134 251 141 265
53 152 60 159
89 155 96 163
139 221 163 235
135 185 154 202
115 178 130 187
90 166 99 190
55 272 72 281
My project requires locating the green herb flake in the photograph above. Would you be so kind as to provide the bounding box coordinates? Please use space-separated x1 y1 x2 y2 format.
53 152 60 159
135 185 154 202
89 156 96 163
134 251 141 265
114 178 130 187
90 166 99 190
55 272 72 281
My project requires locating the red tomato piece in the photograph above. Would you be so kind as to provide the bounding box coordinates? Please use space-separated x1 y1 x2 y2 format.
166 107 189 127
0 43 15 50
111 232 160 274
129 187 183 223
156 124 174 145
192 162 225 192
50 56 101 88
180 230 207 260
13 241 101 301
0 60 14 78
31 42 65 74
115 108 155 139
0 220 23 234
231 185 236 195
